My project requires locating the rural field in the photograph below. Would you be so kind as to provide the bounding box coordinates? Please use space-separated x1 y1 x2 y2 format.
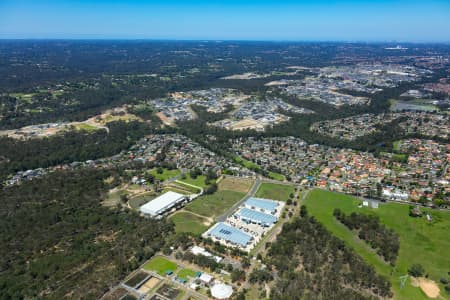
218 177 254 193
255 182 295 201
169 211 210 235
170 176 250 235
184 190 245 218
128 192 156 209
304 189 450 300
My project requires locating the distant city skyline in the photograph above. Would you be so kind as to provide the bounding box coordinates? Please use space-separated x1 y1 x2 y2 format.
1 0 450 42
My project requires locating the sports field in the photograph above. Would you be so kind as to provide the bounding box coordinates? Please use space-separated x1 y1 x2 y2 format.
304 189 450 300
255 182 295 201
176 268 197 280
143 256 177 276
169 211 210 235
184 190 245 218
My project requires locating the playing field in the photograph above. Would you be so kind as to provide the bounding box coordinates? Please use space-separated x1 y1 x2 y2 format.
218 177 254 193
255 182 295 201
148 168 181 182
304 189 450 300
143 256 177 276
169 211 210 235
176 268 197 280
184 190 245 218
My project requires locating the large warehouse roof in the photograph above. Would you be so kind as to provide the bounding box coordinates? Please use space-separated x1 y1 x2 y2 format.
245 197 278 213
140 191 185 217
236 207 277 225
208 222 252 247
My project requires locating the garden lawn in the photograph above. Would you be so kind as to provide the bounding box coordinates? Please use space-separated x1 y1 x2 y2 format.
304 189 450 300
143 256 177 276
233 156 260 171
268 171 285 181
169 211 209 235
255 183 295 201
185 190 245 218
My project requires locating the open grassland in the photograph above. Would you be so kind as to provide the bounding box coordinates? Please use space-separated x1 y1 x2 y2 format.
129 192 156 209
172 181 201 193
304 189 450 300
169 211 210 235
218 177 254 193
179 174 211 188
10 92 36 102
163 187 191 195
143 256 177 275
148 168 181 182
72 123 101 132
184 190 245 218
255 182 295 201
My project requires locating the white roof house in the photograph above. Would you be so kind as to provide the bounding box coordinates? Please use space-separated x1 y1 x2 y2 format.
140 191 185 217
190 246 223 263
211 283 233 299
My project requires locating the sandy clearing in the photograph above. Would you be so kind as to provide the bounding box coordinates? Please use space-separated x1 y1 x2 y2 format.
411 277 440 298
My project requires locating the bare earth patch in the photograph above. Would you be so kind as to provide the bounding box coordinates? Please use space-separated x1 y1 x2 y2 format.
419 278 440 298
411 277 440 298
137 276 161 294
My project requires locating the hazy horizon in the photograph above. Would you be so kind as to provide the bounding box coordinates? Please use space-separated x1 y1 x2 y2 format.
1 0 450 42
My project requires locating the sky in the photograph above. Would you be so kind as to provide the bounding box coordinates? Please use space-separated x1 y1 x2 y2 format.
0 0 449 42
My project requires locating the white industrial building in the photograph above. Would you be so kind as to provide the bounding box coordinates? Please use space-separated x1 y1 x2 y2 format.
211 283 233 299
140 191 186 217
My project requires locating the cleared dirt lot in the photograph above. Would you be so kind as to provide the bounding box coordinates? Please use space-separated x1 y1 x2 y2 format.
137 276 161 294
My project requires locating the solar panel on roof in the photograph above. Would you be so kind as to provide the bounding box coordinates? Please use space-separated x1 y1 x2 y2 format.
236 208 277 225
245 197 278 213
209 222 252 247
